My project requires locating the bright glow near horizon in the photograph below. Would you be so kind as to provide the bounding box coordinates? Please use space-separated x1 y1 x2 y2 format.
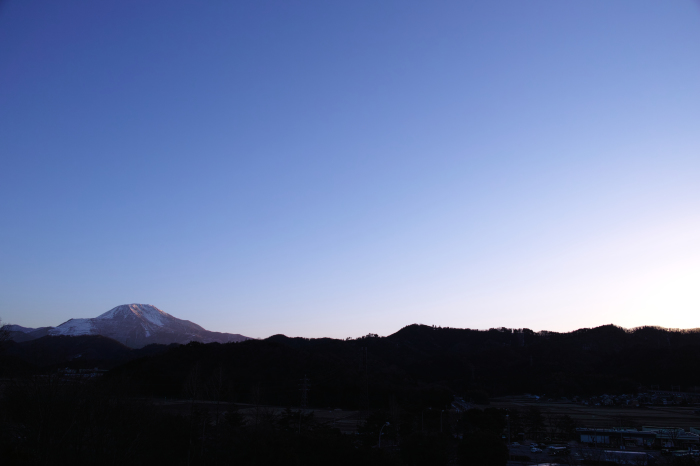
1 1 699 338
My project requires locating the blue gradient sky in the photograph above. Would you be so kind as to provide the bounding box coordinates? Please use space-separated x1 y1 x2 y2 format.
1 1 699 338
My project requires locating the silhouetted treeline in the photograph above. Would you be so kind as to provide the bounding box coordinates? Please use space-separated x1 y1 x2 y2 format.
96 324 700 409
4 324 700 406
0 335 173 374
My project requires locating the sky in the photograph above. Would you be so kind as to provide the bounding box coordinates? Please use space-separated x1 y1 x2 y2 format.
1 1 699 339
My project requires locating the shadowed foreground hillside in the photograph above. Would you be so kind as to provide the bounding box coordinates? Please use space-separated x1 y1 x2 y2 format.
2 324 700 466
0 335 173 374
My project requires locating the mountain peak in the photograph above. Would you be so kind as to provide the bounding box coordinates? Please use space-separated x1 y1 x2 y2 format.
97 304 171 327
42 304 250 348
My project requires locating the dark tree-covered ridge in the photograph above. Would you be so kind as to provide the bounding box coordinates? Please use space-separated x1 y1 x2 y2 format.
97 324 700 409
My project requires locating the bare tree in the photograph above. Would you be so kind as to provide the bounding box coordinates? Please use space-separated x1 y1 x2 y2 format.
208 366 225 426
545 413 558 438
0 318 10 347
525 406 545 440
183 363 201 466
250 382 263 430
183 363 201 404
555 414 578 440
390 395 402 445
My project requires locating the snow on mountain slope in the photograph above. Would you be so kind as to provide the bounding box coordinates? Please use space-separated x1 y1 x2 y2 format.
51 318 95 335
45 304 250 348
96 304 169 327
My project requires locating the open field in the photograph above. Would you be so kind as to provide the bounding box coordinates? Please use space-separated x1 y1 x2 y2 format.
491 396 700 429
149 395 700 435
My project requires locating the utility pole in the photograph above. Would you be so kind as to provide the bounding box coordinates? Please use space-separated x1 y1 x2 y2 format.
379 422 390 448
507 413 511 444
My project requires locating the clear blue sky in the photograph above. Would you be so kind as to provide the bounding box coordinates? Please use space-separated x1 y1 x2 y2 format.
1 1 699 338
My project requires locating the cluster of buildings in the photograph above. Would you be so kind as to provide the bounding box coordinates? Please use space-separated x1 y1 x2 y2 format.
578 427 700 449
576 390 700 407
58 367 109 378
509 428 699 466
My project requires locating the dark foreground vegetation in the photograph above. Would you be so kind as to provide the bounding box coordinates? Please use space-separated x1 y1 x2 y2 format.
0 373 511 466
6 324 700 403
122 324 700 404
1 324 700 465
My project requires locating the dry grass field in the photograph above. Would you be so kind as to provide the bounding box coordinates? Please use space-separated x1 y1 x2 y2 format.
152 395 700 434
153 399 366 433
490 396 700 429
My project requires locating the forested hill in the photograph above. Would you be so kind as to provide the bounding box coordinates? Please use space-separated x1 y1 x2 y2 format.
96 324 700 410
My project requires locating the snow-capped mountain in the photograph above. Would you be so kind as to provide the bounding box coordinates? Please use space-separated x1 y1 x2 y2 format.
42 304 250 348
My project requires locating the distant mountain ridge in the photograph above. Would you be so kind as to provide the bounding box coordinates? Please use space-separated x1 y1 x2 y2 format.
6 304 250 348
